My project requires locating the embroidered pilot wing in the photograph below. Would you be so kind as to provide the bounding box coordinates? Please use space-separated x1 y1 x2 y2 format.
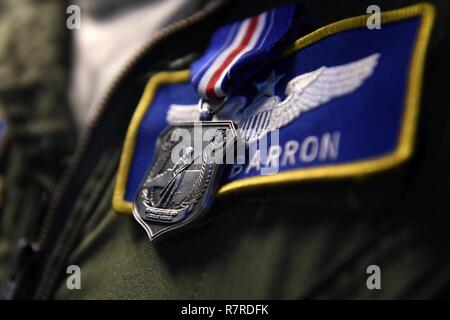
167 53 380 143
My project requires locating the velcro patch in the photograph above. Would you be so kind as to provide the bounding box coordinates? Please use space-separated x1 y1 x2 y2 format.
113 4 434 214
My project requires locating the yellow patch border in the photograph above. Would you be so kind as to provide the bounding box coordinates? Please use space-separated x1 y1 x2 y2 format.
113 3 435 214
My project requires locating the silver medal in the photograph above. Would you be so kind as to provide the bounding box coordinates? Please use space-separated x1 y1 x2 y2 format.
133 120 237 241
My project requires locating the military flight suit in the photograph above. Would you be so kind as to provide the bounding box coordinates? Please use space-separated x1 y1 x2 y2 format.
1 0 450 300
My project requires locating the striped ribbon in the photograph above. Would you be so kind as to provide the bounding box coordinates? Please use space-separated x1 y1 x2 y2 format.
191 4 296 101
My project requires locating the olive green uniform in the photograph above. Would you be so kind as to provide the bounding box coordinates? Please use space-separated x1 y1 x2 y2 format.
1 0 450 299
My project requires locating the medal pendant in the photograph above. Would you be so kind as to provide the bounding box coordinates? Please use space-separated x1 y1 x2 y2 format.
133 121 237 241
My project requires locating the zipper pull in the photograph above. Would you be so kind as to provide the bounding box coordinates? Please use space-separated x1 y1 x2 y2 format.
0 239 39 300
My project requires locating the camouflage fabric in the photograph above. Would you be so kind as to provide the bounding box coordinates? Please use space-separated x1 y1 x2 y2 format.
0 0 75 282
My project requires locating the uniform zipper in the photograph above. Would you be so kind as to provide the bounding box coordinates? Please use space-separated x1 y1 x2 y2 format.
35 0 225 250
1 0 226 300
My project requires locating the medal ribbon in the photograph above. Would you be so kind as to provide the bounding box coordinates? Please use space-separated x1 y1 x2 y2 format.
190 4 297 101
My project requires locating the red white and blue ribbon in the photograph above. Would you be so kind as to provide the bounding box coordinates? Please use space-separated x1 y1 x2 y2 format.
190 4 297 101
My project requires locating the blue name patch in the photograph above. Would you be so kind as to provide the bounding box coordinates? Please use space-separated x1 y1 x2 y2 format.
113 4 434 214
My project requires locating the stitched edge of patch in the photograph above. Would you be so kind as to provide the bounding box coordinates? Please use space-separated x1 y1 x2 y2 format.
113 71 190 213
113 3 435 214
